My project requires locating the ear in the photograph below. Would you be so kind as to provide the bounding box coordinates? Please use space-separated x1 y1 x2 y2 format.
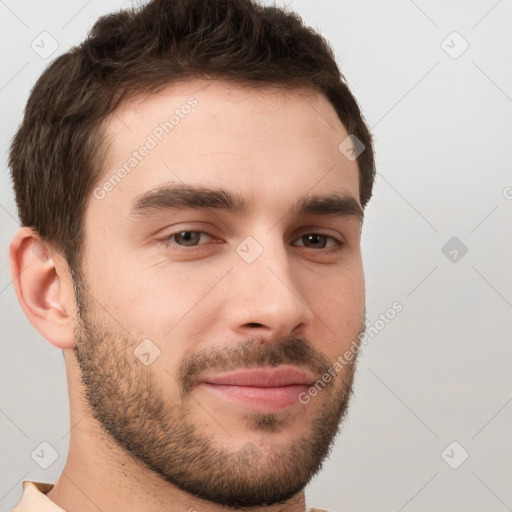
9 227 77 350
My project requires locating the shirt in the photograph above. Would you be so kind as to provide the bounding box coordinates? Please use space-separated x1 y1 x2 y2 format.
12 481 64 511
12 481 330 512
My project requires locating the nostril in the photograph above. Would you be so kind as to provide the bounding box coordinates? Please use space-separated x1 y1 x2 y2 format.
245 323 265 328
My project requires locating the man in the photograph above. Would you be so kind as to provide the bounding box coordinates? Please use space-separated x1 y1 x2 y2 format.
8 0 375 510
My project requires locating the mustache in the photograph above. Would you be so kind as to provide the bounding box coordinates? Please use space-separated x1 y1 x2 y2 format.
178 335 333 396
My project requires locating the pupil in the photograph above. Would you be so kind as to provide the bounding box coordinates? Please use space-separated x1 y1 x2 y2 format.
179 231 198 245
306 234 324 247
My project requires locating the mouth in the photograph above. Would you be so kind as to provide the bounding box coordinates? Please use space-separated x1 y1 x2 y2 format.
197 366 315 412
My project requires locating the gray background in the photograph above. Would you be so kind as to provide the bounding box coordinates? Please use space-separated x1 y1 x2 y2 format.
1 1 511 511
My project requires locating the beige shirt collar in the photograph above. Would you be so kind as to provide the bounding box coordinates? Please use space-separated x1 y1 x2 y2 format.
13 481 65 511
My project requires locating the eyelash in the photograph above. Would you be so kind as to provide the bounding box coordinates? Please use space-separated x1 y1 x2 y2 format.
159 230 344 253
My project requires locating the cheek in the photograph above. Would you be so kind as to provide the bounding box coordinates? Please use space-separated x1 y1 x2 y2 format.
304 266 365 340
94 258 228 347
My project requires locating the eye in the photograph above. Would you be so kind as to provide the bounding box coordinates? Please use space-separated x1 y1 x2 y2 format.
160 230 215 248
293 233 343 252
158 230 343 253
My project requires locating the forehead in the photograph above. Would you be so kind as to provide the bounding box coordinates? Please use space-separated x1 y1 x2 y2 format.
93 79 360 218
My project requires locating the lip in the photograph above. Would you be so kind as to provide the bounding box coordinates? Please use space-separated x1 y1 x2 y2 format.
197 366 315 412
198 366 316 387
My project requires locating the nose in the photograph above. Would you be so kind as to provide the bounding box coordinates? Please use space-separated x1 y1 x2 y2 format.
225 237 314 341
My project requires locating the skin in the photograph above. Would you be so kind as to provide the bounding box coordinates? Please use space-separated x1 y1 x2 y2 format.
10 79 366 512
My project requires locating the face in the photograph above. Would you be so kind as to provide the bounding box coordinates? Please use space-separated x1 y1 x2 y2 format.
73 80 366 507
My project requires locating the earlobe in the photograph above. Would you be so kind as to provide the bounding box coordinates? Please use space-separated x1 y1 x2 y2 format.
9 227 77 350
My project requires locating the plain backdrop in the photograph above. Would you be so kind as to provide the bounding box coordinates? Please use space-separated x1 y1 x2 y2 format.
1 1 511 511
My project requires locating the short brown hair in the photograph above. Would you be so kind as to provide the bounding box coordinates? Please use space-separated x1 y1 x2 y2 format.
9 0 375 274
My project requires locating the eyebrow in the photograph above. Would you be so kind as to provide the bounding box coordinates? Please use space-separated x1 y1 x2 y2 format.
129 183 363 222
